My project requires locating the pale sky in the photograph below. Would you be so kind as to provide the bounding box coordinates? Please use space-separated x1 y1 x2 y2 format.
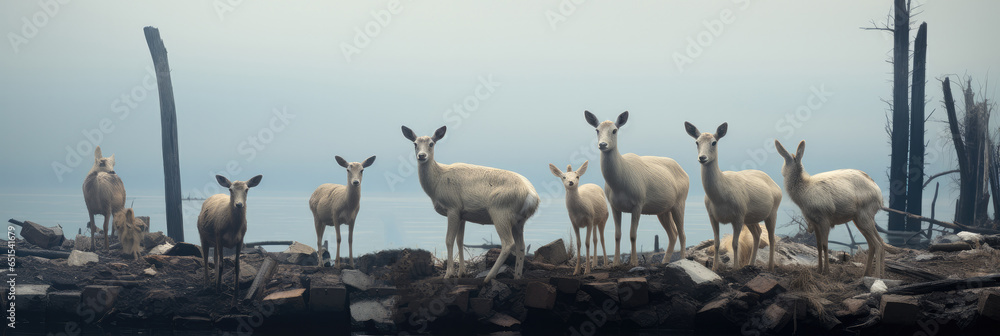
1 1 998 223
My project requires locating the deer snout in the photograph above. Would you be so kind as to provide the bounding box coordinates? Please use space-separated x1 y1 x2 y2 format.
698 155 708 163
568 181 574 187
598 142 608 150
417 153 428 161
235 202 244 209
352 180 360 186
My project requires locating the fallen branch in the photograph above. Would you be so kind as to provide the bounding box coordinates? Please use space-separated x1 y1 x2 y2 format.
15 248 71 259
244 241 294 248
886 273 1000 295
885 260 946 281
928 242 973 252
880 207 1000 235
923 170 959 189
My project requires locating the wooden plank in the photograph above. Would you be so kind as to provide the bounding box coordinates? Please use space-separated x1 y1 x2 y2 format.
245 257 277 301
885 260 946 281
143 26 184 243
886 274 1000 295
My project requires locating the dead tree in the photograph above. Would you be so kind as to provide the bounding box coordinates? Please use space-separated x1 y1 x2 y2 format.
943 77 994 227
905 22 927 232
144 27 184 242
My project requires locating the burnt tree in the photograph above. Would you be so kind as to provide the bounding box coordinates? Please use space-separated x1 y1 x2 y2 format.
905 22 927 232
887 0 911 231
144 27 185 242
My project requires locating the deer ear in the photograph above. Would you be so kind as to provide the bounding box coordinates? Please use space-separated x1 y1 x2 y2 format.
362 156 376 168
684 122 700 139
795 140 806 162
246 175 263 188
584 110 599 128
335 156 348 168
401 126 416 141
715 122 728 140
549 164 563 178
577 160 589 176
94 146 103 160
774 140 792 161
216 175 232 188
432 126 447 142
615 111 629 128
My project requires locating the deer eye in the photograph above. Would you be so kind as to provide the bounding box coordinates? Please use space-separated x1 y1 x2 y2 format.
712 141 717 146
612 129 617 134
429 142 434 147
562 177 566 180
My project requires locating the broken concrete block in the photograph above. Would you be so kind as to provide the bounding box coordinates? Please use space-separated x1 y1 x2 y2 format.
624 309 658 328
262 288 307 315
18 221 64 249
470 297 492 317
81 285 121 317
342 269 374 291
487 312 520 329
533 239 569 265
310 285 347 313
741 274 786 300
524 282 557 310
284 241 316 254
880 294 919 325
148 243 174 255
581 282 619 303
478 280 512 303
67 250 99 266
447 285 476 312
862 276 903 290
47 290 81 317
665 259 722 286
164 242 202 258
549 276 582 295
350 295 399 332
978 290 1000 321
12 284 49 315
618 277 649 309
143 267 157 276
762 303 790 331
73 235 92 252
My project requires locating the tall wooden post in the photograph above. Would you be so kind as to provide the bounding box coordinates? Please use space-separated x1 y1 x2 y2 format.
144 26 184 242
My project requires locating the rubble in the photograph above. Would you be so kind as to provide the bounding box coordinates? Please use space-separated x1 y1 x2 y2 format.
67 250 99 266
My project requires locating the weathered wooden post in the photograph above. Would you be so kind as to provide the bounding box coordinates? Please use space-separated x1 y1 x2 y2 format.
144 26 184 242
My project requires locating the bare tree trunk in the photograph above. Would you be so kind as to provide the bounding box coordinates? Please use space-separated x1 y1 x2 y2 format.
144 27 185 242
905 22 927 232
943 77 972 226
888 0 911 231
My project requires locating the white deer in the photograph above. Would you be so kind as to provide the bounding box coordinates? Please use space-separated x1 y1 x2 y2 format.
685 122 782 271
402 126 540 283
549 161 609 274
584 111 690 266
309 155 376 268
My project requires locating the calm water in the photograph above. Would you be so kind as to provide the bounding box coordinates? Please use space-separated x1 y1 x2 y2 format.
0 191 892 256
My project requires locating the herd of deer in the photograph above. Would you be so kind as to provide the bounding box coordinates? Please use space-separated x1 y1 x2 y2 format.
81 111 891 305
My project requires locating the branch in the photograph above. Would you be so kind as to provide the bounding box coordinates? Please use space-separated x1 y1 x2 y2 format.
923 170 960 189
881 206 1000 234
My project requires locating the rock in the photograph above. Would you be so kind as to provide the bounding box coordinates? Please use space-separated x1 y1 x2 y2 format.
762 303 790 331
978 290 1000 321
957 231 983 244
148 243 175 255
837 298 868 317
549 276 582 295
524 282 557 310
665 259 722 286
533 239 569 265
284 241 316 254
618 277 649 309
262 288 307 315
870 280 888 294
142 231 172 250
659 293 699 329
67 250 99 266
143 267 157 276
165 242 203 257
350 295 399 332
18 220 65 249
239 261 257 285
73 235 92 252
741 274 786 300
81 285 121 317
880 294 919 325
487 312 520 329
695 297 730 327
862 276 903 291
447 285 476 312
581 282 619 303
624 309 658 328
46 291 81 317
342 269 374 291
470 297 492 317
309 280 347 313
628 266 648 273
478 280 512 302
914 253 941 261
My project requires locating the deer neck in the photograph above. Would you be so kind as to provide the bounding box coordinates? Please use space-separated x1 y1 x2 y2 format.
783 166 810 196
701 159 731 200
564 187 588 215
600 147 628 187
418 158 443 197
346 183 361 205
